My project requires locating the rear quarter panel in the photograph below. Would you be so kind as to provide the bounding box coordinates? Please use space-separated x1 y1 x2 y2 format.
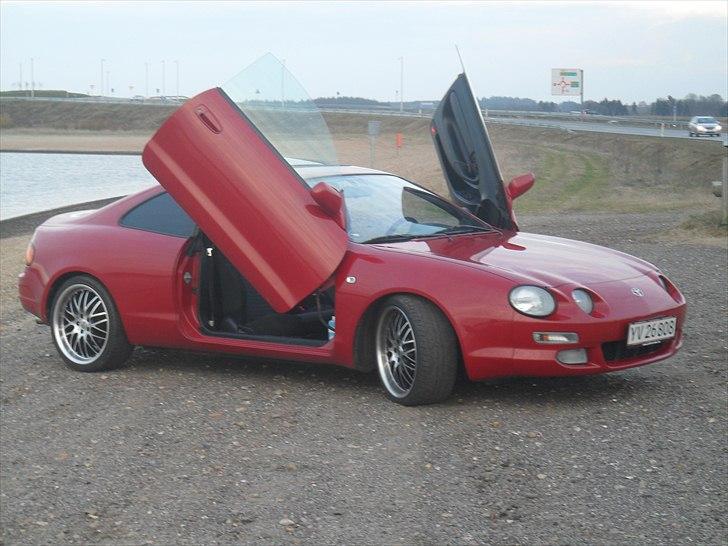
31 211 188 348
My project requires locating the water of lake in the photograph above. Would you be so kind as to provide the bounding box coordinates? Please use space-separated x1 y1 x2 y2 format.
0 152 157 220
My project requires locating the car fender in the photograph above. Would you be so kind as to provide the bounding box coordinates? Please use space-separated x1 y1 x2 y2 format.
331 243 517 372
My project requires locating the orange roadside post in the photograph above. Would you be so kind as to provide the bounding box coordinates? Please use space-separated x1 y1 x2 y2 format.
396 132 403 149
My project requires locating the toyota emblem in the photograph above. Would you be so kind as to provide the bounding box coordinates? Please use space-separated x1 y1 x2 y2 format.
631 288 645 297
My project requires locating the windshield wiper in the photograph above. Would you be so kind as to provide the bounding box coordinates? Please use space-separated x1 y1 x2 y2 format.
361 234 421 244
436 225 494 235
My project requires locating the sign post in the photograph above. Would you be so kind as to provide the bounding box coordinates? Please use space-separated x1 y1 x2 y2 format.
551 68 584 118
368 120 381 167
722 140 728 226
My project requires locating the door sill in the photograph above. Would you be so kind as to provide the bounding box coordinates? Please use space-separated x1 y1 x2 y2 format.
200 325 329 347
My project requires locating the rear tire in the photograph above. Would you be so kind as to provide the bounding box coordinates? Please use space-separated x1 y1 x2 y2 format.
50 275 133 372
374 295 457 405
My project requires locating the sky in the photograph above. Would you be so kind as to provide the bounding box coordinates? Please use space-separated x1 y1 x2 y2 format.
1 0 726 103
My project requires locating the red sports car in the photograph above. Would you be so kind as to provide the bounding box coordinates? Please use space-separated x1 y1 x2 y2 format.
18 61 686 405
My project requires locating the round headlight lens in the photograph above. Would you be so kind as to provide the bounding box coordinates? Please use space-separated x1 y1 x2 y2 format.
571 289 593 314
509 286 556 317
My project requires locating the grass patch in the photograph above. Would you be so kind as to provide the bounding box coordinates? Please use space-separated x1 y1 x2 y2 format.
516 148 611 213
680 210 728 238
512 143 717 215
650 208 728 247
561 154 610 209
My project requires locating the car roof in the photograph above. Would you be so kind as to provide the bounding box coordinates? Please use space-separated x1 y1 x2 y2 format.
283 157 390 179
292 164 391 181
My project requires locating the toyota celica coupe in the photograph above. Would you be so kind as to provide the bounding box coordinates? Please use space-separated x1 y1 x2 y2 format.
19 56 686 405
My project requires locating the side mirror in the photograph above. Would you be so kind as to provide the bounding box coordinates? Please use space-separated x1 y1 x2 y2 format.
311 182 346 229
507 173 535 200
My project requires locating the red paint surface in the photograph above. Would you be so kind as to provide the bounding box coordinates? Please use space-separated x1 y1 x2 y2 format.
142 88 348 313
19 188 686 381
17 88 686 382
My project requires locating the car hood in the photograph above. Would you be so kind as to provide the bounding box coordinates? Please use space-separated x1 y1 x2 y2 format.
376 231 656 287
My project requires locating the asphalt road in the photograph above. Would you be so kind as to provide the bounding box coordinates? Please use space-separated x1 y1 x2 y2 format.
317 106 727 142
1 210 726 545
488 116 728 142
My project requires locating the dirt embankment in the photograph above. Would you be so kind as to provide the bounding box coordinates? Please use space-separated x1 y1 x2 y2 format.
0 100 175 131
1 100 725 221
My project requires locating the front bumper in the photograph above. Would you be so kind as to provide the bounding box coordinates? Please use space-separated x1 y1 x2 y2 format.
503 318 684 378
464 276 687 381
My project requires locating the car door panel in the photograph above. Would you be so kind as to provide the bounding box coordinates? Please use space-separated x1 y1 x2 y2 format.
142 88 348 313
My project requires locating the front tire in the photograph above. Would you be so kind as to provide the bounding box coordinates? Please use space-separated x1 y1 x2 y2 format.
374 295 457 405
50 275 133 372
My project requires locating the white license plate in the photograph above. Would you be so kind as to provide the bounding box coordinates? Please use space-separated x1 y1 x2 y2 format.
627 317 677 346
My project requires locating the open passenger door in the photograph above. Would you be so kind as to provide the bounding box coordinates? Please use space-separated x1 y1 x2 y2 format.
142 87 348 313
431 73 516 230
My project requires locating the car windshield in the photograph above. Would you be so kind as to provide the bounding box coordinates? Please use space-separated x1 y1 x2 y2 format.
697 117 717 124
306 174 491 243
221 53 337 165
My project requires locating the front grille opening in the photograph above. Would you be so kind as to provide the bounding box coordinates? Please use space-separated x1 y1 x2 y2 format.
602 340 665 363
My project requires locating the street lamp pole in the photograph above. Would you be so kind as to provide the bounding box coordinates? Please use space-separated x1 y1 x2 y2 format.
175 60 179 97
399 56 404 113
100 58 105 96
281 59 286 108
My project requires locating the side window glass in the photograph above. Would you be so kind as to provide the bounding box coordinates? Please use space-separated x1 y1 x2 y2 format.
120 192 196 237
402 189 460 228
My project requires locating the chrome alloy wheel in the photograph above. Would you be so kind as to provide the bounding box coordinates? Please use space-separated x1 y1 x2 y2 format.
376 305 417 398
52 284 109 365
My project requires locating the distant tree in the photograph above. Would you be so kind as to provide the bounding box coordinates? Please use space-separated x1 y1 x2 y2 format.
583 99 600 113
313 96 381 107
649 94 726 117
537 101 558 112
558 100 580 112
631 102 637 115
651 98 671 116
480 96 539 111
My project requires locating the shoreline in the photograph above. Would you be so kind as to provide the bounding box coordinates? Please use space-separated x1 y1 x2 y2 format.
0 197 123 239
1 149 141 156
0 130 150 155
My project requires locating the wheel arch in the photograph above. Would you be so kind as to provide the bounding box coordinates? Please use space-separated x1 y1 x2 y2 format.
352 290 464 373
45 270 108 322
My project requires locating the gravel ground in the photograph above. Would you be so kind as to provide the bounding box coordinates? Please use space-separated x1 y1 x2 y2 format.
1 208 726 545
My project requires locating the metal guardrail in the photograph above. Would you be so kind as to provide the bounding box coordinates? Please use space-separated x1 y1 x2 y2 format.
315 107 430 118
